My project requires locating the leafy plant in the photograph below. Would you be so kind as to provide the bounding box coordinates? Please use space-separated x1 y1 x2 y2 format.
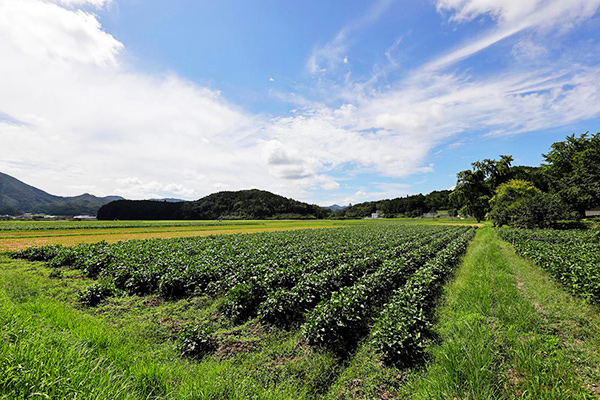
176 323 216 360
78 281 116 307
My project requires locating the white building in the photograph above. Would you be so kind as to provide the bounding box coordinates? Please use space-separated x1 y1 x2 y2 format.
585 207 600 217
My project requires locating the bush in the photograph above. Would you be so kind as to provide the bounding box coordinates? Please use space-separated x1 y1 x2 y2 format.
488 180 567 228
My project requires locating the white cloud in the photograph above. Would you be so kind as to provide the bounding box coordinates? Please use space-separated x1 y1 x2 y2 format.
437 0 600 26
52 0 112 8
0 0 263 200
428 0 600 70
316 175 341 190
511 40 548 60
0 0 123 66
2 0 600 207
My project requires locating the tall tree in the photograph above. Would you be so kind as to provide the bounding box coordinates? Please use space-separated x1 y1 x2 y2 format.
450 155 514 221
542 132 600 216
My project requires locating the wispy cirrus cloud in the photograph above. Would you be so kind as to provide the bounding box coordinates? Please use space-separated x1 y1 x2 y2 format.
428 0 600 70
306 0 395 74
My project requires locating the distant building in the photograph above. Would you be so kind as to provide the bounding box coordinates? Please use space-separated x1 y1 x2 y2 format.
585 207 600 217
371 213 380 219
73 215 96 220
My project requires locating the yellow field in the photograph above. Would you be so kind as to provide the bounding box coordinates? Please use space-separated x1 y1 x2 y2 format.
0 218 483 251
0 220 349 251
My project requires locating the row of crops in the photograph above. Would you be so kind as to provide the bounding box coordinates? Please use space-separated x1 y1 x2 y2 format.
499 228 600 302
0 220 260 231
13 223 476 363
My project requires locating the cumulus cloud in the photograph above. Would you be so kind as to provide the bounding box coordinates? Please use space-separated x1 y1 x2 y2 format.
0 0 261 200
0 0 123 66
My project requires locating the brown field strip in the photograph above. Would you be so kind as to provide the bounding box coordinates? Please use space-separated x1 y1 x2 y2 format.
0 223 343 251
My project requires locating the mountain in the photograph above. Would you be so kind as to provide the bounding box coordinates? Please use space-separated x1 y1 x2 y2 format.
97 189 333 220
0 172 123 216
325 204 347 212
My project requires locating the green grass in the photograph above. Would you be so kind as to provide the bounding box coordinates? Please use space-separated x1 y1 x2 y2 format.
404 226 598 399
0 255 343 399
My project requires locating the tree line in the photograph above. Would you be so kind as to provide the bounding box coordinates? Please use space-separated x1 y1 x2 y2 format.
451 132 600 228
338 190 452 218
97 189 332 220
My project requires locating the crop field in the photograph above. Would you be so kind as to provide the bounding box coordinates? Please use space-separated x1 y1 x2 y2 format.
0 220 349 251
0 220 266 231
498 227 600 303
0 218 480 252
1 222 475 398
4 221 600 399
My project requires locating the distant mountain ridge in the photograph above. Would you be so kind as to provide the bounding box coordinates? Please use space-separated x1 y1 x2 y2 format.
0 172 123 216
325 204 347 212
98 189 332 220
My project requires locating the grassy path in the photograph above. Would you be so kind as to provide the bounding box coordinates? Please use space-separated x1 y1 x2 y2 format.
405 226 600 399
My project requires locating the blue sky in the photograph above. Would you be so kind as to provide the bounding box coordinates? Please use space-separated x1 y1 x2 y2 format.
1 0 600 206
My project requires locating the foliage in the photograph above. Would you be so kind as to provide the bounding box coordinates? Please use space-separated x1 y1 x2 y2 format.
78 281 116 307
12 223 476 364
542 132 600 216
11 244 63 261
301 227 475 356
488 179 567 228
371 229 474 366
499 227 600 302
97 189 332 220
339 190 452 218
176 323 217 360
450 155 514 221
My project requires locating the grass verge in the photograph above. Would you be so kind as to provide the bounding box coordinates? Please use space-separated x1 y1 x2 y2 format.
404 226 597 399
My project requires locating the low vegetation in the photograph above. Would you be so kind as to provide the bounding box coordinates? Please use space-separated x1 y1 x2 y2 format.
3 222 476 398
3 220 600 398
498 227 600 302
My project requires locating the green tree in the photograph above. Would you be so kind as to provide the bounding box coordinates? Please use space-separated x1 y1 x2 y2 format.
450 155 514 221
542 132 600 216
488 179 566 228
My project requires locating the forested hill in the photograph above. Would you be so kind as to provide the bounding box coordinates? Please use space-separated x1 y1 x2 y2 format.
0 172 123 216
338 190 453 218
97 189 333 220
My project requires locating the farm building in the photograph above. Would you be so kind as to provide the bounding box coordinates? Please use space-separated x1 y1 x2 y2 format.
585 207 600 217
